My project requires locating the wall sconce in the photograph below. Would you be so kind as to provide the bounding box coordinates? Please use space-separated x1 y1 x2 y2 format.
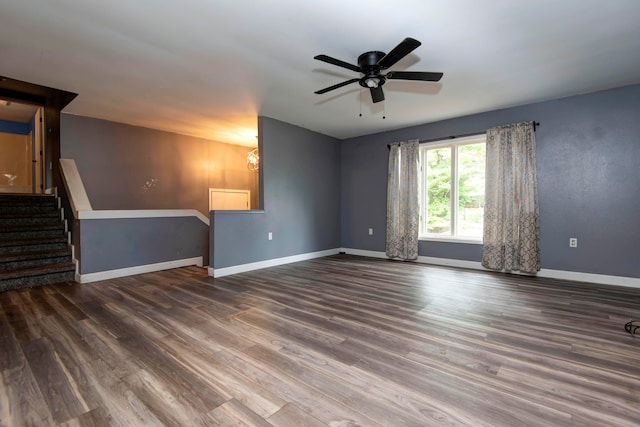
247 148 259 172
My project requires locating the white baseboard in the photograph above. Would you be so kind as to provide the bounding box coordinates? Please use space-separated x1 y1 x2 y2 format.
77 257 203 283
536 269 640 289
209 248 341 278
417 255 484 271
340 248 640 289
341 248 388 259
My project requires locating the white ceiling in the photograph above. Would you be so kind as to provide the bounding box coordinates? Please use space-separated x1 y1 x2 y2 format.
1 1 640 147
0 100 39 123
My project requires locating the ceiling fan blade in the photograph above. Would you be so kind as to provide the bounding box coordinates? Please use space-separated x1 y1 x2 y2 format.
386 71 444 82
370 86 385 103
314 55 361 73
377 37 421 69
314 78 360 94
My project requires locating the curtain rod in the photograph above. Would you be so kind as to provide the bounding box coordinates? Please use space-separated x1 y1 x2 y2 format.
387 121 540 149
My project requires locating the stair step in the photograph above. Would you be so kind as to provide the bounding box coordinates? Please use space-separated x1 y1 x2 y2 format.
0 205 58 214
0 195 55 203
0 211 61 226
0 203 58 211
0 262 75 292
0 194 75 291
0 222 66 239
0 194 55 200
0 235 69 254
0 248 72 271
0 197 57 203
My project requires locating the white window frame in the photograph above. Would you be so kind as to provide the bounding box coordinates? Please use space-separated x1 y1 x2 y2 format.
419 134 486 244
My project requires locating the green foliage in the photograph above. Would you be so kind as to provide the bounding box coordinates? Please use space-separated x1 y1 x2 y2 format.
424 143 485 234
458 143 486 208
426 148 451 233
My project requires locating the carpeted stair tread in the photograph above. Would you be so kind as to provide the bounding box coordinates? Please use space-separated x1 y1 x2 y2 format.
0 237 69 256
0 211 62 226
0 223 66 240
0 261 75 280
0 235 68 248
0 195 57 204
0 193 55 200
0 222 65 232
0 248 72 264
0 228 65 241
0 206 58 215
0 208 60 218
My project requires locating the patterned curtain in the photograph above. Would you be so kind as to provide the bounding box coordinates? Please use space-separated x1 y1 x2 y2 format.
482 122 540 274
386 140 419 260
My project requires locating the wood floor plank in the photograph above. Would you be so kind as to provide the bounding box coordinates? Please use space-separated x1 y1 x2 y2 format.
70 318 145 380
267 403 325 427
65 356 165 427
21 336 92 424
57 407 111 427
117 333 228 413
244 343 429 427
1 363 55 427
3 303 44 344
0 315 23 372
265 325 475 426
156 332 286 418
0 256 639 426
44 292 88 323
213 348 383 427
207 398 274 427
123 368 219 427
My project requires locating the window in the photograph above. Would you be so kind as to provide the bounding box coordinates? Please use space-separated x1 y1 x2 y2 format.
419 134 486 241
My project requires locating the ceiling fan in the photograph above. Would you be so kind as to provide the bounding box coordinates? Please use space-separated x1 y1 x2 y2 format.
314 37 443 103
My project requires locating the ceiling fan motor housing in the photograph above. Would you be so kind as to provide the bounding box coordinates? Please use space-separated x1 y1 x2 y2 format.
358 51 386 88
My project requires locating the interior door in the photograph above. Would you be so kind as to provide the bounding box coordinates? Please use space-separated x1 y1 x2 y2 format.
209 188 250 210
0 132 32 193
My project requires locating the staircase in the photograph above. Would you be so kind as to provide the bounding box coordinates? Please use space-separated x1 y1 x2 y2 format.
0 194 75 292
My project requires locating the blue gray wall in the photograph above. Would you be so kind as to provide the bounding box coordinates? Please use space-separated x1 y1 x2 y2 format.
0 119 30 135
341 84 640 278
79 216 208 274
211 116 341 268
61 115 259 214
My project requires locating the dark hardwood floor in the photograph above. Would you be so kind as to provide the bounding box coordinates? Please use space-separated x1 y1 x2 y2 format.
1 254 639 426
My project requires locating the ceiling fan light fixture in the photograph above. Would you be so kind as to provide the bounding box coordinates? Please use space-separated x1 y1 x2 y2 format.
365 78 379 88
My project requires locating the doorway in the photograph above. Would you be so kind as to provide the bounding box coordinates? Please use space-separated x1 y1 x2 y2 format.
0 99 44 194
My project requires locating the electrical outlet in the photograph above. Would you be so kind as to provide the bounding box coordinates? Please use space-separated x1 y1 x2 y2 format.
368 228 373 236
569 237 577 248
268 232 273 240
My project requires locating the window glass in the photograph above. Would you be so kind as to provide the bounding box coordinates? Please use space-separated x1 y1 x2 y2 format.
425 147 451 235
419 135 486 241
457 143 486 238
